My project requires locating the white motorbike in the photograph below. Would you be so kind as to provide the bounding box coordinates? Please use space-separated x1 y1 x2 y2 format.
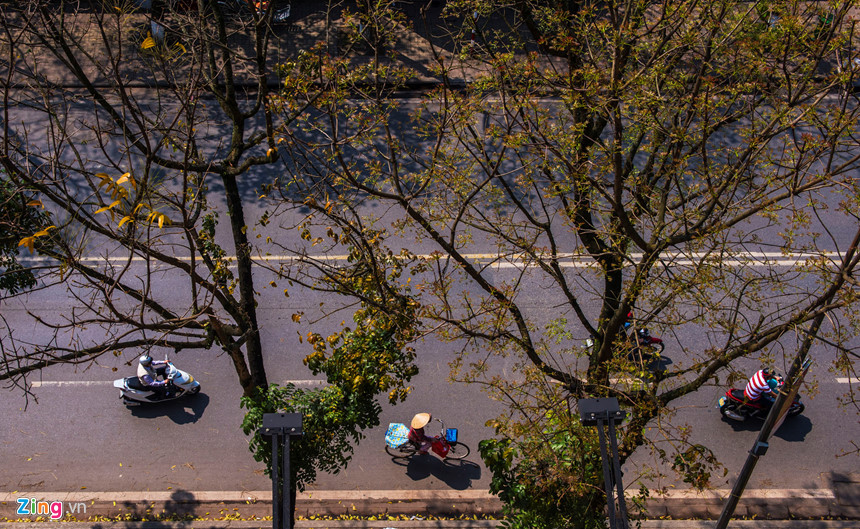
114 360 201 406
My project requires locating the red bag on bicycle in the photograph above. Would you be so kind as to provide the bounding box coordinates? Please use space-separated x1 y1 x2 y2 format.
431 438 449 458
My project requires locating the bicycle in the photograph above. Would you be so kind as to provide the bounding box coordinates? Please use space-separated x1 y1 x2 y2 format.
384 418 470 460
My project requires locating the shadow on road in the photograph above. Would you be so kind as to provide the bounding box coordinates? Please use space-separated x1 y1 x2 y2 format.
773 415 812 442
387 453 482 490
719 413 812 442
129 393 210 424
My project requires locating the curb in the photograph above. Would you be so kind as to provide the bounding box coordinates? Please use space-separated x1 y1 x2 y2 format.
1 487 858 522
3 520 860 529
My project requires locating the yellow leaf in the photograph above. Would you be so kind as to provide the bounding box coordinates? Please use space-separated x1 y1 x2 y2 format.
157 214 165 229
141 35 156 50
27 199 44 208
111 186 128 200
95 200 121 215
118 216 134 228
33 225 56 238
116 173 130 185
18 236 35 253
174 43 187 54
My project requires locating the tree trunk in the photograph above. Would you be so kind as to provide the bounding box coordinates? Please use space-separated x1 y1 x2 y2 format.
222 172 268 395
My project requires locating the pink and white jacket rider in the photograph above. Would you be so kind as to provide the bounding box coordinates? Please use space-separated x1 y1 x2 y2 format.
744 370 772 401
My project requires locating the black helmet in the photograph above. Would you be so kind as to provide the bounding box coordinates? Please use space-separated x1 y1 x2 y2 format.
139 354 153 367
761 366 775 378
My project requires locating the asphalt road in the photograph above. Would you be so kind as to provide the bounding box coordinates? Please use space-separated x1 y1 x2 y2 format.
2 97 858 510
1 262 857 498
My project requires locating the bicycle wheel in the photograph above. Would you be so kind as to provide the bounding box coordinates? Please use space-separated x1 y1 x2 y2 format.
386 442 418 458
445 441 470 460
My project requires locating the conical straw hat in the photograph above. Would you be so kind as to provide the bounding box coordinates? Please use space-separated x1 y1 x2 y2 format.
411 412 431 429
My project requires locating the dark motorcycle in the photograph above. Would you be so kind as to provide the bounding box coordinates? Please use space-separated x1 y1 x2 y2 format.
631 327 664 352
585 325 666 367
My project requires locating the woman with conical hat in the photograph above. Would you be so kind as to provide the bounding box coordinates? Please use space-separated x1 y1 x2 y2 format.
407 412 433 454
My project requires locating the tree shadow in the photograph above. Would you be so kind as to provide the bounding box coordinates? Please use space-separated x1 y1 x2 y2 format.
826 471 860 511
388 452 481 490
88 489 198 527
163 489 198 518
128 393 210 424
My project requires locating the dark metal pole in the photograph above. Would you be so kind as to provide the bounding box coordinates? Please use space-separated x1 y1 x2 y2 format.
595 419 618 529
271 432 282 529
715 355 810 529
607 418 630 529
283 435 291 529
713 401 780 529
260 413 303 529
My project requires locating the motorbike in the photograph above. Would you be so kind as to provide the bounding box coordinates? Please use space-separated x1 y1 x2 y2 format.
585 325 665 364
630 327 664 353
717 379 804 422
114 360 201 406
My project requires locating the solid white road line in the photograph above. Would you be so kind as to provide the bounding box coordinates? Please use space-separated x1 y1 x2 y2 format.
17 250 844 267
29 380 114 387
284 379 326 386
30 379 325 388
33 377 854 388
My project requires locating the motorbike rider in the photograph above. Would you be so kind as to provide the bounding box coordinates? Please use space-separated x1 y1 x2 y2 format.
138 354 173 398
408 412 434 455
743 366 781 406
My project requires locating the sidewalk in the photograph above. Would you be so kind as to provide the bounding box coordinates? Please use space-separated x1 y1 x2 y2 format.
6 520 860 529
2 482 859 522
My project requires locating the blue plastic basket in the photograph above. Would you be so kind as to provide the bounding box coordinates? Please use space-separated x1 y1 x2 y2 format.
445 428 458 443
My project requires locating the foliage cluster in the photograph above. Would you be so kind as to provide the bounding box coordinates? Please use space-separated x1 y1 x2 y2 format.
480 408 604 529
0 174 54 294
241 258 420 489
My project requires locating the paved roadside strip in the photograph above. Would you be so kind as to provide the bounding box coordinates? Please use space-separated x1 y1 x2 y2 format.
4 521 860 529
1 484 858 522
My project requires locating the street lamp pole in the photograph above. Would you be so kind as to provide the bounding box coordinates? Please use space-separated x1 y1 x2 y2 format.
579 398 629 529
259 413 303 529
715 356 812 529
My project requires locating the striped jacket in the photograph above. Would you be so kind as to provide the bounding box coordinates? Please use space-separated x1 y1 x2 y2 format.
744 370 772 401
